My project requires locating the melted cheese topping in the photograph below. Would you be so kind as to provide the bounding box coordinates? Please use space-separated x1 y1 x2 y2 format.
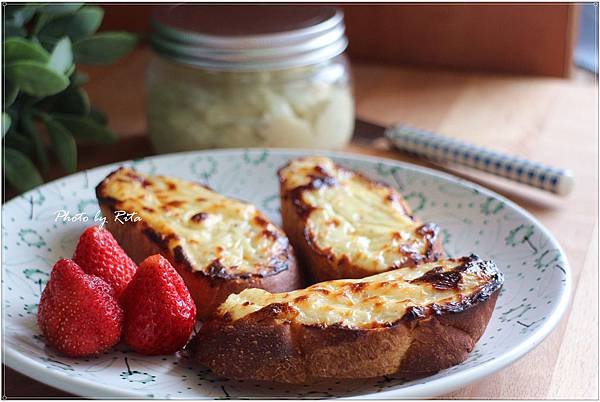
100 168 287 276
279 157 430 272
219 259 494 328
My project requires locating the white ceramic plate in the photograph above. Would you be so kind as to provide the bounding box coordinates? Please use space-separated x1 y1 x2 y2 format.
2 149 570 399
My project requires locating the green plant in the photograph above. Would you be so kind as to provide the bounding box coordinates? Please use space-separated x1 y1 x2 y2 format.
3 3 138 193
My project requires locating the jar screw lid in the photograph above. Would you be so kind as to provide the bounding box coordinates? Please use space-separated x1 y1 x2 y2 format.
151 5 348 71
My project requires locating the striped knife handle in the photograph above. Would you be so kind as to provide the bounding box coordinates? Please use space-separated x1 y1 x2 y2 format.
385 124 574 196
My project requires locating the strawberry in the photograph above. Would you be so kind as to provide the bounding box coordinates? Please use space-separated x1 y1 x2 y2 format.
37 259 123 357
73 226 137 298
121 254 196 355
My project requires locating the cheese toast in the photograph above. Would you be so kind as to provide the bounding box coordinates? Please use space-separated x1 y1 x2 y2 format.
278 156 444 282
96 168 302 319
194 255 503 383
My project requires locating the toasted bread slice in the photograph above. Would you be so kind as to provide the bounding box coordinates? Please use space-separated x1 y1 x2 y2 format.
96 168 302 319
278 156 444 282
194 255 503 383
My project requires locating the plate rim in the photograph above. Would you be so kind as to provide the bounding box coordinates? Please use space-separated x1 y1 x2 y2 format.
2 148 572 399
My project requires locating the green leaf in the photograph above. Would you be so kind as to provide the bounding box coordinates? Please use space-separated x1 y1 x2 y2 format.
38 6 104 42
65 63 76 77
52 114 117 144
4 37 51 63
5 5 38 26
4 148 44 193
4 81 19 108
4 132 35 155
4 21 27 38
3 113 12 136
71 71 89 85
48 37 73 74
89 107 108 125
37 36 58 52
33 13 53 36
39 3 83 15
6 5 29 20
73 32 138 65
41 114 77 173
22 110 49 173
52 86 90 115
5 61 69 97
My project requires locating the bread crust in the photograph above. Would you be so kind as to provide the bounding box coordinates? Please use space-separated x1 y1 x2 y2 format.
97 170 304 320
194 290 500 383
278 157 445 283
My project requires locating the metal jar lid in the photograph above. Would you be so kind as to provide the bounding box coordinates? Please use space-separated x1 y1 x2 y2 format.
151 5 348 71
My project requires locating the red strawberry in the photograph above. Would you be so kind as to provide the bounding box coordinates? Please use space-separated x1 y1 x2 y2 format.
121 254 196 355
73 226 137 298
37 259 123 357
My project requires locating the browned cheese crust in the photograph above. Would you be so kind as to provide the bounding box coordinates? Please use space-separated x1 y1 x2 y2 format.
194 255 503 383
278 157 445 283
96 168 303 319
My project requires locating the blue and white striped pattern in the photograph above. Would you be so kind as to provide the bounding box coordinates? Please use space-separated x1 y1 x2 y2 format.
386 124 574 196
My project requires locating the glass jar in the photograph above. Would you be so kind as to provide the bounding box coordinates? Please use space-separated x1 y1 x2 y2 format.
146 5 355 153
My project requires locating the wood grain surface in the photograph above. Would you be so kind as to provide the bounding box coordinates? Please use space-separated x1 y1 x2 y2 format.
2 48 598 399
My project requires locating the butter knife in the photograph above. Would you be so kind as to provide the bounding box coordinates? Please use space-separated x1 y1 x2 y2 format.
353 119 574 196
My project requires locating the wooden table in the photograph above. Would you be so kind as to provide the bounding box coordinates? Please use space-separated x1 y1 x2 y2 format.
3 48 598 399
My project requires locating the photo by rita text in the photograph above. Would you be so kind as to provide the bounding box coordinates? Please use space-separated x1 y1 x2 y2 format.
54 209 142 228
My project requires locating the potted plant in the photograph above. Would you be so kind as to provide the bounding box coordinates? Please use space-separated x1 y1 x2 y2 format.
3 4 138 192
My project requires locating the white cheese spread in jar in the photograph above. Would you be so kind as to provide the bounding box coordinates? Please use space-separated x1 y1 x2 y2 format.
147 5 355 152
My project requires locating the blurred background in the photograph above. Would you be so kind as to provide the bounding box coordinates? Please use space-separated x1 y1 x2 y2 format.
89 3 599 147
3 3 598 195
101 3 595 77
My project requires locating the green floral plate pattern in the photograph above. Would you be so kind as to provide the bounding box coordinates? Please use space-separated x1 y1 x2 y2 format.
2 149 570 399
